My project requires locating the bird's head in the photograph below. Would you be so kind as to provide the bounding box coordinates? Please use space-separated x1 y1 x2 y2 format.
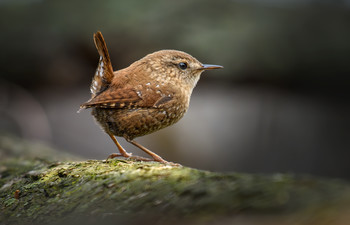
139 50 223 89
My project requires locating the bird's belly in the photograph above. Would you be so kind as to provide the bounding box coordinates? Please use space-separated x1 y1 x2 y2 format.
92 107 186 140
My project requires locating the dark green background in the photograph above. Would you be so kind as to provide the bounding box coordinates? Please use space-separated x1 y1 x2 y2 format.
0 0 349 178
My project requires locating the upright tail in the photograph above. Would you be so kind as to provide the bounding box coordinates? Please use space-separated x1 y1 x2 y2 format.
89 31 114 98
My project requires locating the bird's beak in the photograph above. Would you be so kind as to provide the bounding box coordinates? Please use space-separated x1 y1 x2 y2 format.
200 64 223 70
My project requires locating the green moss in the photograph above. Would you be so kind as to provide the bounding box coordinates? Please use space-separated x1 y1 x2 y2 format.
1 158 350 225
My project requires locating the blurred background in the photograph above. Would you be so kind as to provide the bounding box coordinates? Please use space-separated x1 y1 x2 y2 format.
0 0 349 178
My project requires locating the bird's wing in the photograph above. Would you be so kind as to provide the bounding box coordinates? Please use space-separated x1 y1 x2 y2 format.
80 85 175 109
80 86 141 109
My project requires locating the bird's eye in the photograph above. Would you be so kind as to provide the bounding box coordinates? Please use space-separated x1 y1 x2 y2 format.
178 62 188 70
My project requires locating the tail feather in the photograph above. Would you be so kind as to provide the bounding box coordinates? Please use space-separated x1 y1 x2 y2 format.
90 31 114 98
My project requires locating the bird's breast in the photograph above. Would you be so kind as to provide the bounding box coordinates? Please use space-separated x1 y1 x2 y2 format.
92 98 188 140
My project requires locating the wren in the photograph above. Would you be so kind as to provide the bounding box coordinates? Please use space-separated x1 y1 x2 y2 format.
80 31 222 165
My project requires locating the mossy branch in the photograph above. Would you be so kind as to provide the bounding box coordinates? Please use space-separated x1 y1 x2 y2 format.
1 135 350 225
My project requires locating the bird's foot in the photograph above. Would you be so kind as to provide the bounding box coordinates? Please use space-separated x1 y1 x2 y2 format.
106 152 153 162
106 152 132 160
163 161 182 167
150 155 181 167
106 153 180 166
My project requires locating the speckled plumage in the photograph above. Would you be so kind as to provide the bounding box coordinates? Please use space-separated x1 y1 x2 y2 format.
80 31 222 164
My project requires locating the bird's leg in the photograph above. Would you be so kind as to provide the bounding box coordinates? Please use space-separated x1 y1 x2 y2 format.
106 133 132 159
127 139 180 166
106 133 153 161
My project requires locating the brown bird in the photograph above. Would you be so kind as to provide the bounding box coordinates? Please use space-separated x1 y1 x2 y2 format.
80 31 222 165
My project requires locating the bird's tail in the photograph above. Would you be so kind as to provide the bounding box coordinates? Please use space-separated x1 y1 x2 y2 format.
79 31 114 111
90 31 114 98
